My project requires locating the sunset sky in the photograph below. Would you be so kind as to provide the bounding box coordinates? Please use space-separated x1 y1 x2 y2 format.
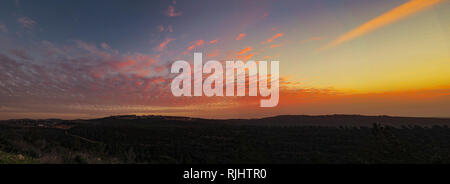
0 0 449 119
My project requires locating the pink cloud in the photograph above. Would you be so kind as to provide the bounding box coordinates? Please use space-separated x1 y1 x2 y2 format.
9 49 32 60
157 25 165 32
115 59 137 70
238 47 253 55
0 39 188 117
209 39 218 44
270 44 282 48
156 38 176 51
237 53 254 61
186 40 205 51
17 17 36 29
157 25 173 32
166 5 182 17
101 42 111 49
196 40 205 46
266 33 284 43
0 24 7 33
235 33 247 40
75 40 111 58
206 50 220 57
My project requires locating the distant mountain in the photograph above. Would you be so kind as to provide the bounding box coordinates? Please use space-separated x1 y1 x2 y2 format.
229 115 450 127
2 114 449 128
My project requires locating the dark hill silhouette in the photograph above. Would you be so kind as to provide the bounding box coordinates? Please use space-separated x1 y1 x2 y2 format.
1 114 450 164
230 115 450 127
2 114 450 128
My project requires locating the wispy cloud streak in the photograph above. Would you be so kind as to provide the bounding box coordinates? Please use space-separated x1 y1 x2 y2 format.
319 0 444 50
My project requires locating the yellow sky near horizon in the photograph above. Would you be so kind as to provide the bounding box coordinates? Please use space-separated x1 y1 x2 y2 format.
280 0 450 94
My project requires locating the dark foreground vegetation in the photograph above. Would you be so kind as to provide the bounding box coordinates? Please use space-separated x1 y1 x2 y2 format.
1 115 450 164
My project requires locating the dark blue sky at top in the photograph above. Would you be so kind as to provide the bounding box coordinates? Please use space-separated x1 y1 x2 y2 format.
0 0 401 54
0 0 254 52
1 0 173 52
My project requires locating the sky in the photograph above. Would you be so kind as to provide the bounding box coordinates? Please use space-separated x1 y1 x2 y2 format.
0 0 449 119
